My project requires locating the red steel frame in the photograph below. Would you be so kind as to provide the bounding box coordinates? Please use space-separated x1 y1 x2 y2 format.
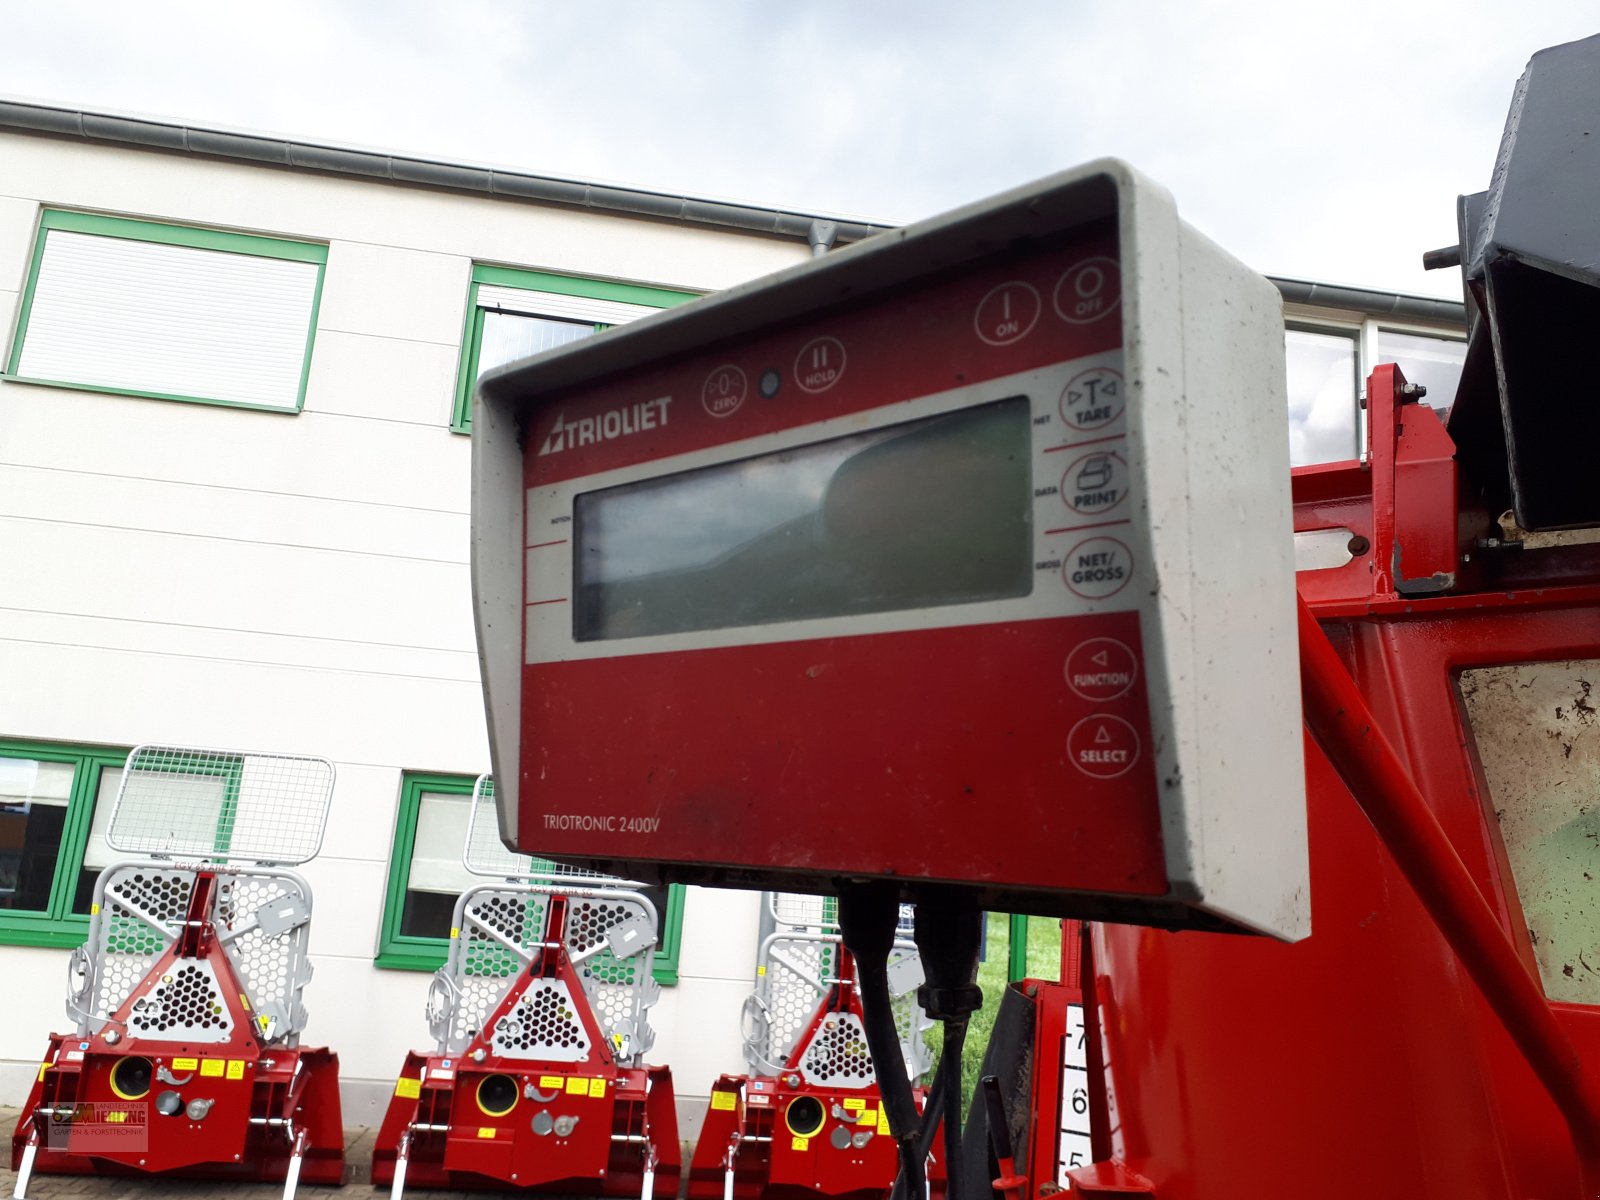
371 893 680 1197
1059 366 1600 1199
688 948 944 1200
9 869 344 1190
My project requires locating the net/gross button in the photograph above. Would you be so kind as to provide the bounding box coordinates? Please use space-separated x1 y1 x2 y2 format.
1067 714 1141 779
1065 639 1137 702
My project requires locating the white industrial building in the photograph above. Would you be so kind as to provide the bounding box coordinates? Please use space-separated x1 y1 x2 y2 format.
0 101 1467 1127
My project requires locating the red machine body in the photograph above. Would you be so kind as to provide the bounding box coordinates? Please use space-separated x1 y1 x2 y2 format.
1003 366 1600 1199
372 890 681 1197
10 867 344 1191
689 945 944 1200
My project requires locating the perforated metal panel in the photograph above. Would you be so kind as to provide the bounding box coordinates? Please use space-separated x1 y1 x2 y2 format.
435 881 661 1063
216 871 314 1040
128 959 233 1043
491 978 590 1061
84 866 193 1024
745 894 933 1080
799 1011 875 1088
108 745 335 865
75 862 316 1046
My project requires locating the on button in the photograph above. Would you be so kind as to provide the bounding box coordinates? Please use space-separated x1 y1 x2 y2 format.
1067 715 1141 779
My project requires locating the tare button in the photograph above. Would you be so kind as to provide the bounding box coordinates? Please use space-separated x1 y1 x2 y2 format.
1058 367 1124 431
1067 715 1141 779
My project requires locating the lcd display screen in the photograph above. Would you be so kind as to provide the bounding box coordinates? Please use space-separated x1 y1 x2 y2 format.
571 395 1033 641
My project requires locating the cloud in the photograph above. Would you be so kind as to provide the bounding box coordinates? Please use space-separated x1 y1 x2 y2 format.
4 0 1597 298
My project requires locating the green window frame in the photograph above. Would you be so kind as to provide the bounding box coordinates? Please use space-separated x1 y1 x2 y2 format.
376 771 685 984
4 208 327 413
452 264 697 434
0 738 128 949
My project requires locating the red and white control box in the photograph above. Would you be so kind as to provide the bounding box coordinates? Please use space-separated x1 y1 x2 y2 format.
473 161 1307 937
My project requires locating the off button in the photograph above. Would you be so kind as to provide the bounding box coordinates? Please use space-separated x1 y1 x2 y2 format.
1067 715 1141 779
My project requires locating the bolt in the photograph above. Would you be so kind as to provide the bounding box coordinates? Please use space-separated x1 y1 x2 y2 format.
1348 535 1371 556
1400 382 1428 402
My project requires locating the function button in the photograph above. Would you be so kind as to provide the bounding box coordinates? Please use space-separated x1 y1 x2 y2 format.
1065 639 1137 702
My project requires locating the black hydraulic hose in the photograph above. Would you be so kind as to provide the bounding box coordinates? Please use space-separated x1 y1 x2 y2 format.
889 1043 950 1200
940 1019 967 1193
837 883 925 1200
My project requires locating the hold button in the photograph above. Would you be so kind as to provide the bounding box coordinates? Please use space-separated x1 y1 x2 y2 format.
1067 715 1141 779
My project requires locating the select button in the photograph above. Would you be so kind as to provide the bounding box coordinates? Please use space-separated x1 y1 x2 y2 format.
1067 715 1141 779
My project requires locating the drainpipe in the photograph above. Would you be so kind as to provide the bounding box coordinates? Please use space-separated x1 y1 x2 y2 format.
808 219 839 257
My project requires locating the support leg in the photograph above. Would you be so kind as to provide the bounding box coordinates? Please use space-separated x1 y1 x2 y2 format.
390 1132 411 1200
641 1144 657 1200
281 1127 308 1200
11 1125 39 1200
722 1136 739 1200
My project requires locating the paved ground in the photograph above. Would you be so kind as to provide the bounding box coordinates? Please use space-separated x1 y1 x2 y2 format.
3 1109 697 1199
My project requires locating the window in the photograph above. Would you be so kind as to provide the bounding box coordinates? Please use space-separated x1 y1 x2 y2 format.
452 265 696 432
1285 325 1360 466
5 209 326 412
1459 661 1600 1005
1375 328 1467 417
0 740 126 948
377 771 685 983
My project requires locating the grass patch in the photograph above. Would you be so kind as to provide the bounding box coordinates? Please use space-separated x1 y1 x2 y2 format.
923 914 1064 1087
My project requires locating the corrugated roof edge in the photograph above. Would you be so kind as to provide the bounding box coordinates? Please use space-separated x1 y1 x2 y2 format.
0 98 892 246
0 99 1468 324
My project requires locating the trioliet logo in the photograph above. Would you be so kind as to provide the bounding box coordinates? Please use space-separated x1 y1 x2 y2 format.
537 396 672 456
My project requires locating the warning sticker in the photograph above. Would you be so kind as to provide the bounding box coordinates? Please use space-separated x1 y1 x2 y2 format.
711 1091 737 1112
200 1059 224 1078
394 1077 421 1100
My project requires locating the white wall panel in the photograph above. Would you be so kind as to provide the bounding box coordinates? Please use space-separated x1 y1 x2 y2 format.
299 857 390 960
0 463 467 563
677 887 762 983
0 608 477 684
298 953 432 1082
0 382 471 513
0 517 475 651
0 640 489 772
317 242 468 346
0 196 38 291
0 139 810 292
648 977 751 1099
320 764 406 869
0 947 76 1063
302 328 461 426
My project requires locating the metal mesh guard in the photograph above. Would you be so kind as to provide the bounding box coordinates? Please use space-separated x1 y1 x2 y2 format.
464 774 638 885
107 744 335 865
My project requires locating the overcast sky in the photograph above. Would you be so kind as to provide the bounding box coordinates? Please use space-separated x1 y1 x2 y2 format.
4 1 1596 298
